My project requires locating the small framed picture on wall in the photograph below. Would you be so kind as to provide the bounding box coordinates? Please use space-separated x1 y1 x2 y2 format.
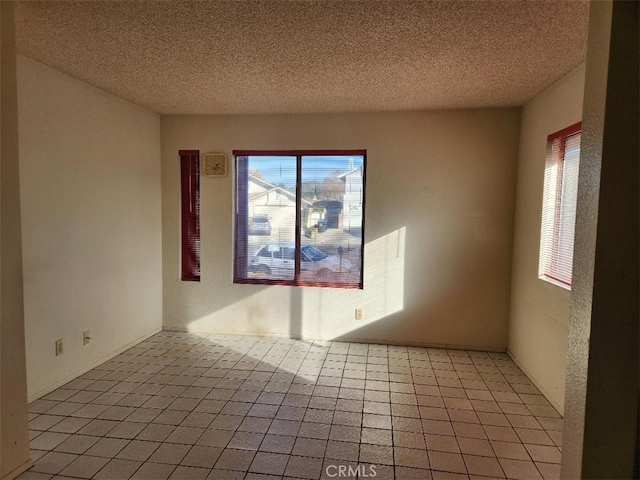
202 153 227 177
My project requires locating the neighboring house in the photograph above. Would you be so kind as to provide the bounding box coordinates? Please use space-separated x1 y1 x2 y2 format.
248 174 311 218
339 167 364 233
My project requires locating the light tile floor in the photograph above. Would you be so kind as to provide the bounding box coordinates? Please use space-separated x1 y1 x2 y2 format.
19 331 563 480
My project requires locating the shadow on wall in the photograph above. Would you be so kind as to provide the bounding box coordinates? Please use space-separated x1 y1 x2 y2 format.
180 228 406 341
180 218 507 352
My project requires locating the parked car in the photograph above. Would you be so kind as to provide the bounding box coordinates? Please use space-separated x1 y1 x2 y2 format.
249 243 351 279
249 214 271 235
312 200 342 228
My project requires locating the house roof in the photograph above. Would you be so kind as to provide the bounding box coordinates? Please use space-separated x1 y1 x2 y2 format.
15 1 589 115
249 175 312 206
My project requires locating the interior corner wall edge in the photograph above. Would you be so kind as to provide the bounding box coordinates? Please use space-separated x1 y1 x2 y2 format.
1 3 33 478
161 108 520 351
17 54 163 399
508 63 586 413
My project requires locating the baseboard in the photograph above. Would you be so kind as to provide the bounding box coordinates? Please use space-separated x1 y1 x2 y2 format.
2 458 32 480
507 348 564 416
28 327 162 403
162 325 507 353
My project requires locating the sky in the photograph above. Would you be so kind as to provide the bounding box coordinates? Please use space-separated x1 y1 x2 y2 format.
249 155 364 187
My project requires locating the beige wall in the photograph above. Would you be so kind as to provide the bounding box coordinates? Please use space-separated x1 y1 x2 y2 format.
1 3 32 478
17 56 163 400
508 64 585 413
162 110 519 350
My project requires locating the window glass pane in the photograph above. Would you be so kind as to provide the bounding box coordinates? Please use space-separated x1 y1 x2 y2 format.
538 125 581 288
245 156 297 281
300 155 364 286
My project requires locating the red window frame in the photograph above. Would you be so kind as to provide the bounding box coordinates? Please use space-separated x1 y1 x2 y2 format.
540 122 581 288
180 150 200 281
233 150 366 289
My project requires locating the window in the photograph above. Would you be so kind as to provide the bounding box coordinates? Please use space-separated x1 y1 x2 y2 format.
180 150 200 281
539 123 581 288
234 150 366 289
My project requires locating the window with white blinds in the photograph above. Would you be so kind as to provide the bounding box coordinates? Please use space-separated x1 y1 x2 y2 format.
539 123 581 288
233 150 365 289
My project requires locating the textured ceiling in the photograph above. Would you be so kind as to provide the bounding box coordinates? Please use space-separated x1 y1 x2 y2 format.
15 0 589 115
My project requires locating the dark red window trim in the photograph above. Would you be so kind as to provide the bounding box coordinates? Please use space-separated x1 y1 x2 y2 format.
233 150 366 289
547 122 581 142
180 150 200 281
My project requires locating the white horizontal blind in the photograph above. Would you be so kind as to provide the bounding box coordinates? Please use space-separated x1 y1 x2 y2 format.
234 151 365 289
539 124 581 288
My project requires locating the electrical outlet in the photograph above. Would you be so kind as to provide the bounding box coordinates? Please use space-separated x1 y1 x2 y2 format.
355 308 363 320
55 339 64 356
83 330 91 346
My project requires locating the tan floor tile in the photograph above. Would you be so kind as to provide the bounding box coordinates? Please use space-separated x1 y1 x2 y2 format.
457 437 493 457
180 445 222 468
483 425 520 443
422 419 455 436
248 451 289 476
524 444 562 464
506 414 542 430
395 447 430 469
536 462 561 480
292 437 327 458
105 421 146 439
168 465 209 479
476 412 510 427
429 451 467 474
85 438 130 458
206 469 244 480
393 416 424 432
360 444 394 465
361 427 393 446
448 409 480 424
58 455 110 478
325 440 360 461
47 417 91 434
395 466 434 480
329 424 361 443
30 452 78 474
93 458 142 479
227 431 265 451
420 406 450 421
463 454 504 478
284 455 324 479
147 443 190 464
53 435 100 454
30 432 71 451
136 423 175 442
116 440 160 461
453 422 487 439
214 448 255 471
394 431 426 449
514 428 554 446
195 429 233 448
259 434 296 454
490 440 528 460
332 410 361 426
267 419 301 436
498 402 530 416
498 458 542 480
426 433 461 453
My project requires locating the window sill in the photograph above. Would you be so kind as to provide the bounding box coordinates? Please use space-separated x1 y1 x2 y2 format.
539 274 571 291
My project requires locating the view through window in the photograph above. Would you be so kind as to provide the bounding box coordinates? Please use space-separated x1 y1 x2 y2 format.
539 123 581 288
234 151 365 288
